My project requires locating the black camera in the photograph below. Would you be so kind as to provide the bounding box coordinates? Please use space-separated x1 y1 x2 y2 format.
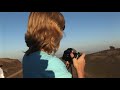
62 48 81 64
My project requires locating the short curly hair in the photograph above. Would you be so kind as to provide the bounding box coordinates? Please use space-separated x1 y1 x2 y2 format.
25 12 65 55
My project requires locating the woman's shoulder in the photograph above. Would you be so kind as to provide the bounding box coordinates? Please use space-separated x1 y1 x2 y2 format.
49 55 64 64
39 51 63 64
48 55 72 78
48 55 68 72
22 51 64 65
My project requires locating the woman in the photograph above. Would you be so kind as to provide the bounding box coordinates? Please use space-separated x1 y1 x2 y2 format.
22 12 85 78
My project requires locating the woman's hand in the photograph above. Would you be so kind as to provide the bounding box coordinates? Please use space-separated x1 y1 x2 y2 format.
72 53 86 78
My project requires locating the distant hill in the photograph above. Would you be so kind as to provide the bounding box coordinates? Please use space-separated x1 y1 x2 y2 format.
0 58 22 78
85 47 120 78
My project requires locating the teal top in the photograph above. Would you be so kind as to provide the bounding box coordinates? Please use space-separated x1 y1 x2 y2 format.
22 51 72 78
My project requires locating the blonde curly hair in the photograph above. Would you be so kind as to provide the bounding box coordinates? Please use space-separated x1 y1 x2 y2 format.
25 12 65 55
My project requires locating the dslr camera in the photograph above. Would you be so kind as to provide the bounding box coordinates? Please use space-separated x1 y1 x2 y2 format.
62 48 81 64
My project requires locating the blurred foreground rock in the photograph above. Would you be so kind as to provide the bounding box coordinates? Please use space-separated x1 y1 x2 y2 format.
0 58 22 78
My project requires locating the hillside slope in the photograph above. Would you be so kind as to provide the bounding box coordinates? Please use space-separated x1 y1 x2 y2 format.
85 48 120 78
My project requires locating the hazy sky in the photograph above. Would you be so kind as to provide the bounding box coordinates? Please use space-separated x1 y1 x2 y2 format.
0 12 120 61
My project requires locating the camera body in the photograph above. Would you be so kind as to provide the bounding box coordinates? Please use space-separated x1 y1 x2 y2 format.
62 48 81 64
